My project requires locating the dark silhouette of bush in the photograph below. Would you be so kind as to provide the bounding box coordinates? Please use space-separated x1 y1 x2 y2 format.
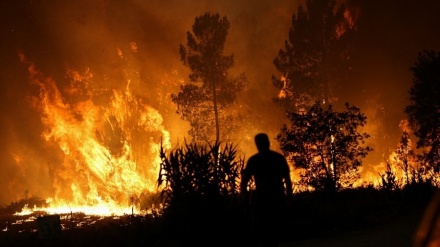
157 140 247 244
0 196 47 215
379 162 401 191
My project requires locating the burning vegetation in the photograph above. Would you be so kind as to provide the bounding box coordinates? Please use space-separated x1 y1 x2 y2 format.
15 51 171 216
0 0 440 246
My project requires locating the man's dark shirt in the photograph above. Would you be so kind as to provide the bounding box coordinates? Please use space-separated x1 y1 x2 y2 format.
242 150 290 206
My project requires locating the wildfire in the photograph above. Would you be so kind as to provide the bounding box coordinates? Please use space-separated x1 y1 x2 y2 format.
16 52 171 216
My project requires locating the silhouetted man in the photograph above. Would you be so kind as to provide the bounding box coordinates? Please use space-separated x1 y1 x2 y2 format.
241 133 293 247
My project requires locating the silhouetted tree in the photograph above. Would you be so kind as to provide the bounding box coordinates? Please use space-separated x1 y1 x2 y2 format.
277 101 372 191
404 50 440 174
172 12 248 143
393 130 416 185
272 0 354 112
379 162 400 191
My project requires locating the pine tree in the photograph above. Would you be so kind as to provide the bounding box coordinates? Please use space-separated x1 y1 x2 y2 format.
172 13 247 143
272 0 354 112
404 50 440 173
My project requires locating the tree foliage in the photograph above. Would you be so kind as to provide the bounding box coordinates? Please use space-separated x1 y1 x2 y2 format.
393 130 416 185
404 50 440 172
276 101 372 191
173 12 247 142
272 0 354 112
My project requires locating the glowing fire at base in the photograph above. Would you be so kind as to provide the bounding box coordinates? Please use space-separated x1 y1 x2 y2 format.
17 52 171 216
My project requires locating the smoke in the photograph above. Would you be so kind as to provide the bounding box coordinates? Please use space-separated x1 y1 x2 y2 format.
1 0 439 205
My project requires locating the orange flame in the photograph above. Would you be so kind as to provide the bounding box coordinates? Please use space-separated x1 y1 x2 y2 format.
18 53 170 216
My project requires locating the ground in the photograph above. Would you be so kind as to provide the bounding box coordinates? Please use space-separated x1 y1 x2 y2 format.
281 209 423 247
0 187 435 247
0 206 426 247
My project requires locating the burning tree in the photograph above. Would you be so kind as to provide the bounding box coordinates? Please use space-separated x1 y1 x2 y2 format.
405 50 440 179
272 0 354 112
276 101 372 191
172 12 248 143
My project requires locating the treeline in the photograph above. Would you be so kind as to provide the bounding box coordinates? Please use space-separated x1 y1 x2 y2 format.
153 141 436 246
171 2 440 192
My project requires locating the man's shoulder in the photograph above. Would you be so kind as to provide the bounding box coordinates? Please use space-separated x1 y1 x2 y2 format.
248 150 286 161
247 153 260 162
269 150 285 158
269 150 289 164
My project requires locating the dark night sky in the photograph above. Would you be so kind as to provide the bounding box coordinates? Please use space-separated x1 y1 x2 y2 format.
0 0 439 205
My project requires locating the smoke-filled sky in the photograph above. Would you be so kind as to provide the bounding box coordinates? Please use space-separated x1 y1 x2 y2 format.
0 0 439 206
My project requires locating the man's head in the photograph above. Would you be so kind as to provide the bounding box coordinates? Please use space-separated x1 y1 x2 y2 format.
255 133 270 153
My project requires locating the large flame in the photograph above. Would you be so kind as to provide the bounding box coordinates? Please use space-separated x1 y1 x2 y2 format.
17 52 171 216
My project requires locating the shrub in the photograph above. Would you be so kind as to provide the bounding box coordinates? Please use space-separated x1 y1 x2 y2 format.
157 140 245 241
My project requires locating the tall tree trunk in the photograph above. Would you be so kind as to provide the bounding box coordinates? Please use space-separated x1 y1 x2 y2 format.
212 80 220 143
